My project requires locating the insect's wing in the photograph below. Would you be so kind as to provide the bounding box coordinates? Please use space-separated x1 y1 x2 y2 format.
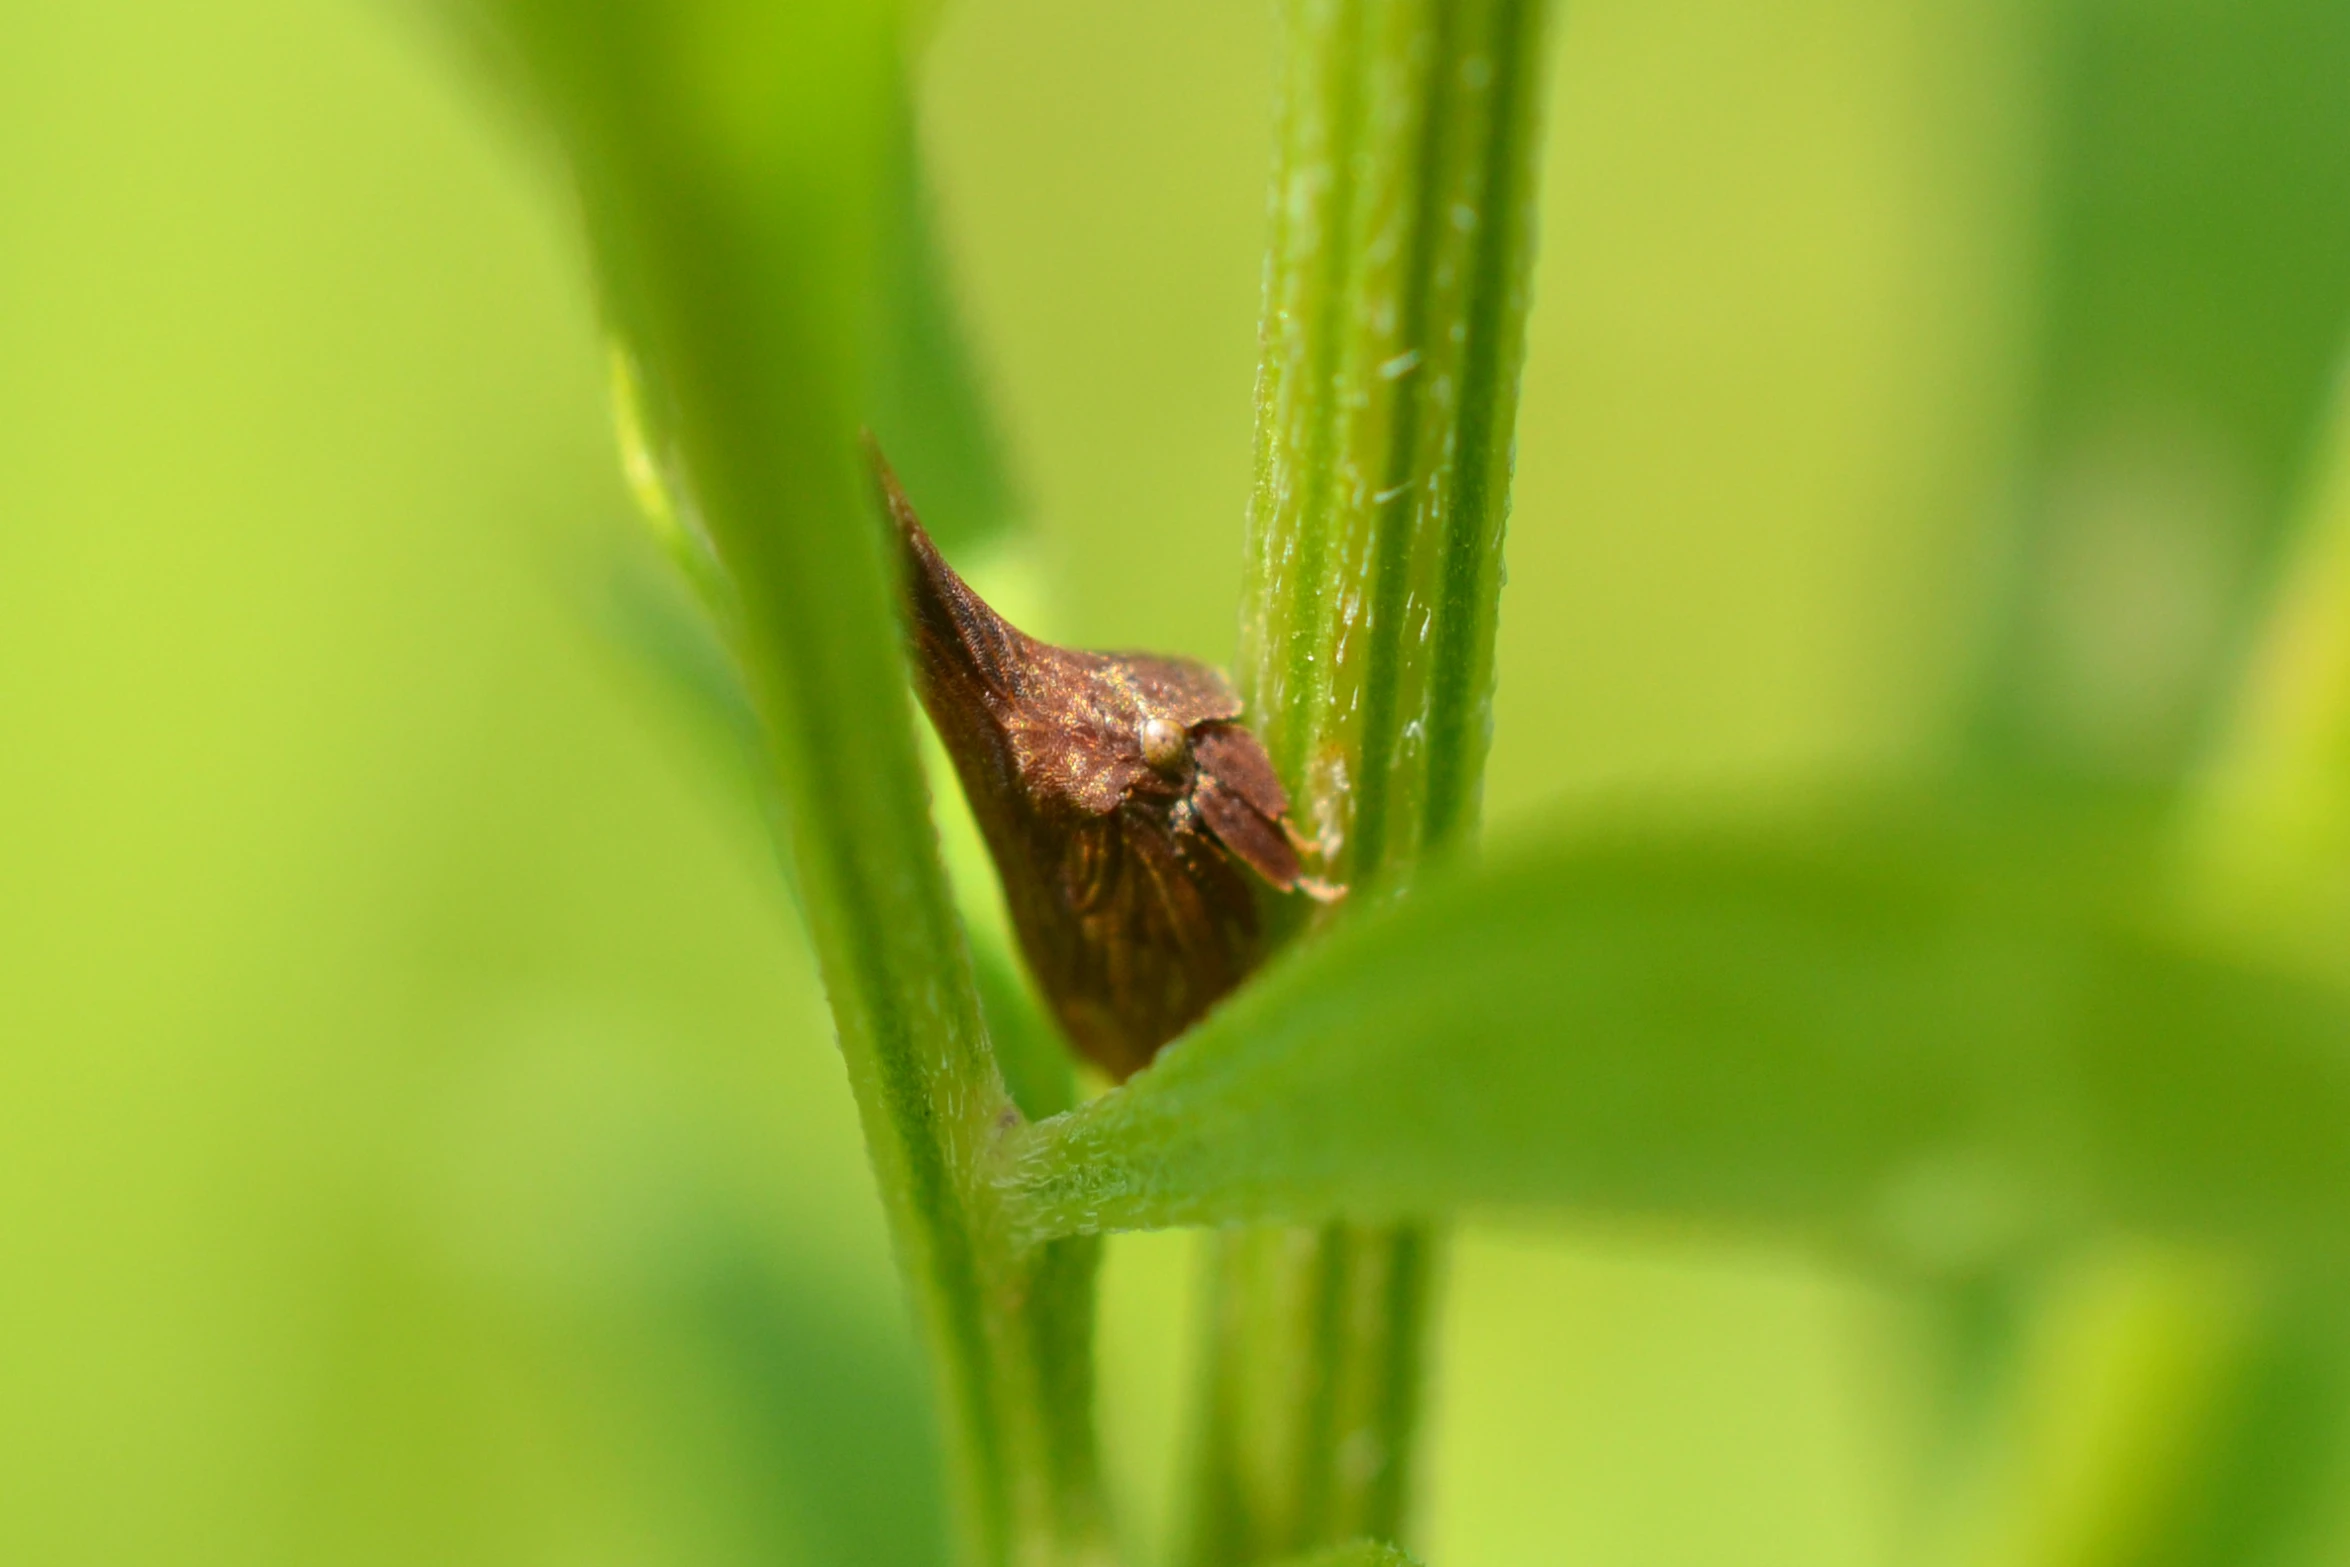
1035 799 1260 1080
1059 813 1120 913
1194 784 1300 891
1191 721 1304 890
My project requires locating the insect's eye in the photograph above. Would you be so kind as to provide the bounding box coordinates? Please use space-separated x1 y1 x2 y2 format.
1139 716 1189 774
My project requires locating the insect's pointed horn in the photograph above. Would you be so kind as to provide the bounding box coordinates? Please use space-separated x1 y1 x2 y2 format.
865 436 1024 705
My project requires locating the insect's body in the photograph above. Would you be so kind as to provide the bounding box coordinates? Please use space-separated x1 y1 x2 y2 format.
874 454 1323 1081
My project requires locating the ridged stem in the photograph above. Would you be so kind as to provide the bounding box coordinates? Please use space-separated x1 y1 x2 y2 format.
479 6 1107 1564
1191 1 1554 1560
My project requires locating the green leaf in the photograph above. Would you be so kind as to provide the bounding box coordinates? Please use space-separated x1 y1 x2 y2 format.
2132 360 2350 1567
690 1246 950 1567
593 543 1076 1121
597 542 764 760
1962 0 2350 786
1004 802 2350 1261
868 81 1022 554
2129 1281 2350 1567
2195 360 2350 959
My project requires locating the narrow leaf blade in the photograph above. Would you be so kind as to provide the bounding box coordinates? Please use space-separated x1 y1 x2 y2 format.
1006 805 2350 1261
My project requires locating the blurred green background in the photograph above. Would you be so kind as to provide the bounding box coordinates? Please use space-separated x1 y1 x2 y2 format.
4 1 2346 1563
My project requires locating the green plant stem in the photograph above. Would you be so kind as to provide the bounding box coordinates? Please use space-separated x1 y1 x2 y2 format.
474 6 1105 1564
1188 1225 1435 1561
1194 0 1554 1560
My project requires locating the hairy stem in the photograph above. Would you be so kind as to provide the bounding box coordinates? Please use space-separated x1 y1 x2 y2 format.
1193 0 1554 1560
476 5 1105 1563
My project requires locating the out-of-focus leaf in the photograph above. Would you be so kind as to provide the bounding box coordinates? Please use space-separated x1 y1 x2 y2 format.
1965 0 2350 785
1004 802 2350 1260
868 81 1021 553
690 1248 950 1567
594 544 1075 1122
1901 1253 2345 1567
2128 1281 2350 1567
1267 1543 1423 1567
2163 362 2350 1567
1917 366 2350 1567
599 544 762 756
2195 364 2350 957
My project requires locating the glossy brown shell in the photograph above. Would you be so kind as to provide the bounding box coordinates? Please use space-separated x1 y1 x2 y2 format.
874 450 1319 1080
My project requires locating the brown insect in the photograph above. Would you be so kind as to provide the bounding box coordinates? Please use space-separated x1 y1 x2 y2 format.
870 446 1335 1082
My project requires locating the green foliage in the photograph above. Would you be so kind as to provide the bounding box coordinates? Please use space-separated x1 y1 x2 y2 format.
2199 376 2350 958
868 82 1024 555
29 0 2350 1563
1005 802 2350 1259
686 1242 952 1567
461 2 2350 1565
1966 0 2350 785
599 541 1077 1122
